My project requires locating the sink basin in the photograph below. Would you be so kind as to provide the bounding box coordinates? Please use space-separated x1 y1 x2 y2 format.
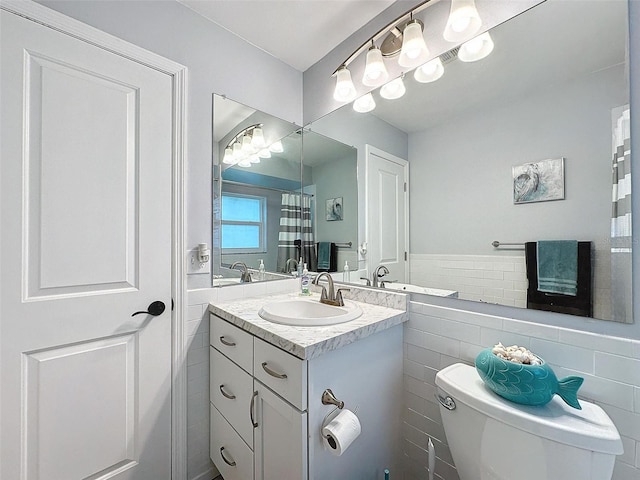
212 278 242 287
258 297 363 326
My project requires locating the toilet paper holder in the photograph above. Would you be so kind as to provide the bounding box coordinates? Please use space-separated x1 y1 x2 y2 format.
321 389 345 434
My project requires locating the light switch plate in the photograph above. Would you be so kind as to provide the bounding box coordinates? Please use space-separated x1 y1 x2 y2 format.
186 250 210 275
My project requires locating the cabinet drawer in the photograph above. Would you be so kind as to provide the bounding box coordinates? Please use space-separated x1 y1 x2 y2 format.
254 337 307 410
210 403 254 480
210 314 253 373
210 347 255 448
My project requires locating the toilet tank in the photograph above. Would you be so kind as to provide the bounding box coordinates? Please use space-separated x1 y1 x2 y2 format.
435 363 623 480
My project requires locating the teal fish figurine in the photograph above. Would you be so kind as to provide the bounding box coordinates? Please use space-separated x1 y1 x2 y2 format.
475 348 584 409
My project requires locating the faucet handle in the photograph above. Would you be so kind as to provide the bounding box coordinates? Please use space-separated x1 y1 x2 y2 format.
335 288 350 306
359 277 371 286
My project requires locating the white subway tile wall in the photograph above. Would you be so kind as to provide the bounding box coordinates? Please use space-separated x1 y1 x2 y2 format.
409 253 612 320
185 278 298 480
403 300 640 480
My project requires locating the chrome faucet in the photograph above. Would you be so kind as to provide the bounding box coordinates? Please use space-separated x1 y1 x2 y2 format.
313 272 350 306
230 261 252 283
372 265 390 288
285 258 299 274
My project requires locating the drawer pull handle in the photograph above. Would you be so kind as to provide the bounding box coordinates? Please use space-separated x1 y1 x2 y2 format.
219 336 236 347
219 384 236 400
219 446 236 467
250 390 258 428
261 362 288 379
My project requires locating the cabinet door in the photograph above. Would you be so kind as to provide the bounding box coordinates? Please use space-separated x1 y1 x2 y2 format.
254 382 307 480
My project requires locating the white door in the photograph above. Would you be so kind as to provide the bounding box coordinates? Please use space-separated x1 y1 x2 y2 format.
1 10 174 480
365 145 409 283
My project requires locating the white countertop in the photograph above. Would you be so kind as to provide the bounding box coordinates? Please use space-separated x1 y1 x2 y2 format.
209 291 408 360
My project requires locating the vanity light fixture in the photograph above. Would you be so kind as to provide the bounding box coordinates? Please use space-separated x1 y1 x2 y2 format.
398 18 430 68
380 75 406 100
414 57 444 83
333 65 357 102
362 43 389 87
241 134 254 154
443 0 482 43
251 126 266 149
458 32 494 62
353 92 376 113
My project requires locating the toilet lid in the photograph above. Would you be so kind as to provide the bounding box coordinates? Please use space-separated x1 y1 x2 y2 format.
436 363 623 455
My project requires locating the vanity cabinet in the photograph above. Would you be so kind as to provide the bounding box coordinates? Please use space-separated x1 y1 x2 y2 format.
209 310 404 480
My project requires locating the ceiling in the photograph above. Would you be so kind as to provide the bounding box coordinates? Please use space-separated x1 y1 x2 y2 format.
177 0 396 72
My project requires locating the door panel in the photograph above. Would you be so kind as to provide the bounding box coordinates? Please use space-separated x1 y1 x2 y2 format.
365 147 409 283
1 10 173 480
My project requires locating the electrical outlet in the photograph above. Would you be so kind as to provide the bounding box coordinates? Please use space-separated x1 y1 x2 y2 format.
186 250 210 275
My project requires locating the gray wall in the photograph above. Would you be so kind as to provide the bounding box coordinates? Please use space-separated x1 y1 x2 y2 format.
36 0 303 290
409 63 626 256
312 156 358 249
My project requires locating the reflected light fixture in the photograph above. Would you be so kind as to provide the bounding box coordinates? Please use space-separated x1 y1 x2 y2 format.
333 65 357 102
362 44 389 87
443 0 482 43
251 127 265 148
237 158 252 168
258 148 271 158
398 19 430 68
458 32 494 62
353 93 376 113
222 147 235 164
414 57 444 83
249 154 260 164
269 140 284 153
380 75 406 100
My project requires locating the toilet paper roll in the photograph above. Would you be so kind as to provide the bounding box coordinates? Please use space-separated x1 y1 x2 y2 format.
321 409 361 456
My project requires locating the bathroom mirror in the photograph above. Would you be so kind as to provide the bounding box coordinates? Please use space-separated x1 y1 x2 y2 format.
307 0 632 322
213 94 301 285
300 129 359 274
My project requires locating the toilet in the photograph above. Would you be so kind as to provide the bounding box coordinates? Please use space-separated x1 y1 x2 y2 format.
435 363 623 480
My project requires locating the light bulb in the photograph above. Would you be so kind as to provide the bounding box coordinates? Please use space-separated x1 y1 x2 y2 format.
380 76 406 100
333 66 357 102
414 57 444 83
362 46 389 87
251 127 266 148
269 140 284 153
258 148 271 158
222 147 235 164
238 158 252 167
398 20 430 68
443 0 482 43
353 93 376 113
241 134 254 153
458 32 494 62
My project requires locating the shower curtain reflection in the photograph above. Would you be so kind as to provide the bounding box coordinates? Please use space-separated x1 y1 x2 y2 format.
276 193 316 272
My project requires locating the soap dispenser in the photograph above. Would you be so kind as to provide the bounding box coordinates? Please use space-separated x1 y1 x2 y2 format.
300 263 310 295
343 260 350 282
258 259 265 281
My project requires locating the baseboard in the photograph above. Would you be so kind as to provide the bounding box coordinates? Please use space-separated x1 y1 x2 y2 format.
190 466 219 480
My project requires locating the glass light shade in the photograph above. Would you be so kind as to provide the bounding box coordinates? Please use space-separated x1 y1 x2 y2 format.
241 134 254 153
249 154 260 164
222 147 235 164
414 57 444 83
458 32 494 62
362 46 389 87
443 0 482 43
353 93 376 113
232 142 243 159
380 77 406 100
398 20 430 68
258 148 271 158
333 66 357 102
269 140 284 153
251 127 266 148
237 158 252 167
